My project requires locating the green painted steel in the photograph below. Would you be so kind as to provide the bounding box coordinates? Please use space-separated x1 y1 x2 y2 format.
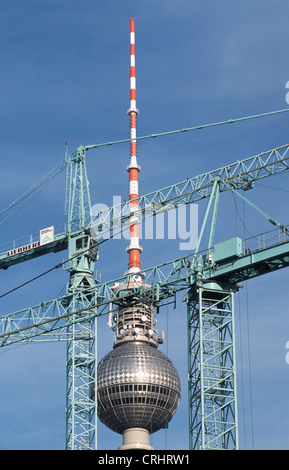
89 142 289 240
0 138 289 449
81 108 289 152
65 290 98 450
1 142 289 271
185 284 239 449
1 229 288 344
64 147 99 450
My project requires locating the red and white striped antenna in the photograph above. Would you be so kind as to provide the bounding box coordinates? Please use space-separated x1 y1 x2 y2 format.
126 17 142 274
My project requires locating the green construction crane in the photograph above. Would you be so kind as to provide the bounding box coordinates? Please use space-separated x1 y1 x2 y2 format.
1 125 289 449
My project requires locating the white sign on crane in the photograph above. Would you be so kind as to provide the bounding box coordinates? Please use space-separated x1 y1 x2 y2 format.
40 226 55 246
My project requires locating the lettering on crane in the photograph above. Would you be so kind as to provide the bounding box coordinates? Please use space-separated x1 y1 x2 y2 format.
7 241 40 257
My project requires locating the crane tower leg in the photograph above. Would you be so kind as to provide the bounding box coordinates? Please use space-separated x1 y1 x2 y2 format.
64 147 99 450
186 282 239 450
65 291 98 450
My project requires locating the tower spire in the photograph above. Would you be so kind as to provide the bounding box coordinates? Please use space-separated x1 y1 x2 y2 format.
126 17 142 274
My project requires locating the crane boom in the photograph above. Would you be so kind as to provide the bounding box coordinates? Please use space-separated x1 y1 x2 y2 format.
0 224 288 346
1 143 289 270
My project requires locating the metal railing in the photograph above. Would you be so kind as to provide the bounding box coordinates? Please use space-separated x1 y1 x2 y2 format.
242 225 289 255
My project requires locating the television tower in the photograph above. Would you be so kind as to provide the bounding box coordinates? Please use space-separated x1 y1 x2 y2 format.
97 18 181 450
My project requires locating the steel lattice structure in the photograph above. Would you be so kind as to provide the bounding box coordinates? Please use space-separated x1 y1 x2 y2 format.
0 136 289 448
186 285 238 449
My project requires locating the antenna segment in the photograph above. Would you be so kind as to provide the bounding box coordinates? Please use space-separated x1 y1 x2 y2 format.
126 17 142 274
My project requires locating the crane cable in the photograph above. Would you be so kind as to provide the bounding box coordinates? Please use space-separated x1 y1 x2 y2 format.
0 202 163 300
242 198 255 450
1 107 289 228
1 109 289 330
0 238 107 300
233 191 255 449
0 159 66 228
2 174 289 302
83 108 289 151
0 264 62 300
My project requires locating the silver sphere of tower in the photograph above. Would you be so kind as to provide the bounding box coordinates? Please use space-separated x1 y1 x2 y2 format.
97 280 181 449
97 341 181 433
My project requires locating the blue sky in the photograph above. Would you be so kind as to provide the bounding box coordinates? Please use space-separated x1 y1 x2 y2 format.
0 0 289 450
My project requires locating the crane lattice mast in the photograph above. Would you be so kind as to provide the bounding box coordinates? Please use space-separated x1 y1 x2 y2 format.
64 145 99 450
